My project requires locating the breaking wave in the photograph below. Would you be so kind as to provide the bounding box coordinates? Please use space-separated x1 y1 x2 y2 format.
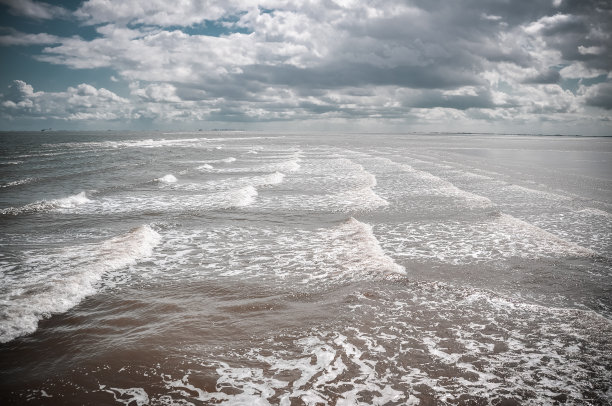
155 174 177 184
0 225 161 343
0 191 92 216
0 178 35 188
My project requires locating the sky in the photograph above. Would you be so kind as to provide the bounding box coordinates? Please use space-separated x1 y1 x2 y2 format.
0 0 611 135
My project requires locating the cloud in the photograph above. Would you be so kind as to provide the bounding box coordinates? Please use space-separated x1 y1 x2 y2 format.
74 0 245 26
1 80 131 121
407 87 497 110
131 82 182 103
578 45 605 55
523 2 612 72
583 82 612 110
2 80 38 109
0 0 69 20
560 62 607 79
524 13 577 35
0 29 62 46
522 69 561 84
0 0 610 132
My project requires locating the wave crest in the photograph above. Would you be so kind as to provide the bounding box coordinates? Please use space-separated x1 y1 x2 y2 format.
156 174 178 183
1 191 92 216
0 225 161 343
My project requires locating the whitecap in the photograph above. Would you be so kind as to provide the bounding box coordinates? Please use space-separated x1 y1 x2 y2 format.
156 174 177 183
0 178 34 188
0 191 92 215
254 172 285 186
326 218 405 275
221 185 258 208
197 157 236 165
185 217 405 284
0 225 161 343
262 159 300 173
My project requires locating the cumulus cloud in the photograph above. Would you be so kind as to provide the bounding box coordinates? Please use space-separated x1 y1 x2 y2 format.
0 80 131 121
560 62 607 79
131 82 182 103
74 0 238 26
1 80 38 110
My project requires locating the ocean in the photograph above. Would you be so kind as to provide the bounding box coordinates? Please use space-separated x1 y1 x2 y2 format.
0 131 610 405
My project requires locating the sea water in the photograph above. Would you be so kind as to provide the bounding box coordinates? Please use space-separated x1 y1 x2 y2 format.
0 131 610 405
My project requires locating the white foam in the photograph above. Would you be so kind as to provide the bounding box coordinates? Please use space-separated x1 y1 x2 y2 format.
287 157 379 194
196 163 214 170
498 214 596 256
222 185 258 208
185 217 405 284
256 172 285 186
0 225 161 343
198 147 302 174
156 174 177 183
447 169 493 181
326 218 406 276
504 184 571 201
332 187 389 212
178 331 407 405
0 191 92 215
377 213 596 265
353 153 493 208
411 169 493 208
104 138 204 149
258 186 388 213
72 183 262 214
356 156 416 174
254 156 386 212
159 282 611 405
52 191 92 208
166 171 286 192
264 159 300 173
53 137 211 152
578 207 612 218
198 157 237 165
0 178 34 188
101 386 150 406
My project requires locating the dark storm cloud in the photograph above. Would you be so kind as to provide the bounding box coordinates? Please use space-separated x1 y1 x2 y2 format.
241 63 482 90
523 69 561 84
540 2 611 71
405 0 611 73
406 89 496 110
585 83 612 110
540 17 611 69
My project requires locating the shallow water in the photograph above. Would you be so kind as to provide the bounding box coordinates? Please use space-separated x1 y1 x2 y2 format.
0 131 611 405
